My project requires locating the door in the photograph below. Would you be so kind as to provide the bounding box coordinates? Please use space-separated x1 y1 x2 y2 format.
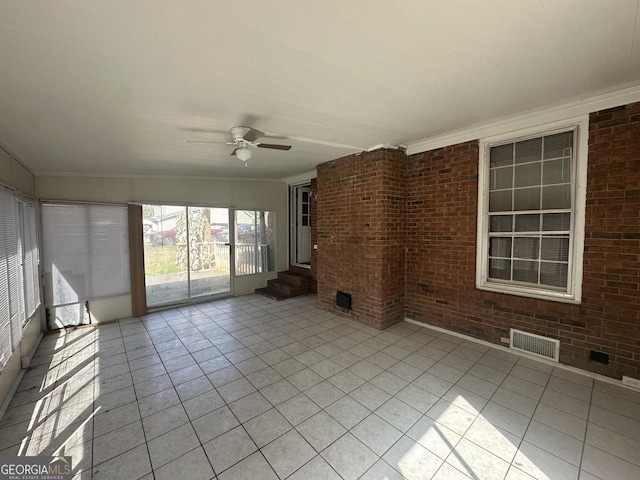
143 205 231 308
294 185 311 265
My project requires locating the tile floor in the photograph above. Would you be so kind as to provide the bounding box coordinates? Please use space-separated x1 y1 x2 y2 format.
1 294 640 480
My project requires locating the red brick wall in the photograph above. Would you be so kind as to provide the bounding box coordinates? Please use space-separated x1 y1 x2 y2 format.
405 102 640 379
316 149 406 329
316 103 640 378
314 102 639 379
582 103 640 377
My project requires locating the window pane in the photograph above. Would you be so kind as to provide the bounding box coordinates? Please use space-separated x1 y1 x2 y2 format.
543 158 570 185
541 236 569 261
489 190 512 212
514 214 540 232
513 260 539 283
543 213 571 231
514 237 539 259
492 167 513 189
489 237 512 257
490 144 513 167
540 262 568 288
542 184 571 209
543 131 573 160
515 138 542 164
513 187 540 211
489 258 511 280
490 215 513 232
235 210 276 275
514 163 541 188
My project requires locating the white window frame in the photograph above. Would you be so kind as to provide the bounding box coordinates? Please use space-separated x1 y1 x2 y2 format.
476 116 588 304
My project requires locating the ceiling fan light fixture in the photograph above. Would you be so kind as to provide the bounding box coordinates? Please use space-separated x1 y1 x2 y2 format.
236 146 251 162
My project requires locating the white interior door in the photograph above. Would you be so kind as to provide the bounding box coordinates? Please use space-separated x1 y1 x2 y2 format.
295 186 311 264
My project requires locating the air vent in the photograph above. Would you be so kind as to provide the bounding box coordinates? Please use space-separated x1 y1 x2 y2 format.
509 329 559 362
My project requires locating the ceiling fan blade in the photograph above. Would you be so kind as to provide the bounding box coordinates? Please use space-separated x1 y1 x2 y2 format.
242 127 265 143
270 134 365 150
186 140 230 144
256 143 292 151
230 148 238 156
181 127 228 134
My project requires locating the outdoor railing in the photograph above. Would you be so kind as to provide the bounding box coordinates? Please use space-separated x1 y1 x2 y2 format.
211 242 269 275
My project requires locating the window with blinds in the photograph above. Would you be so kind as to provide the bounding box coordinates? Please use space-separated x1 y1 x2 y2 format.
488 131 573 289
476 120 587 303
0 186 40 371
41 203 130 328
20 200 40 321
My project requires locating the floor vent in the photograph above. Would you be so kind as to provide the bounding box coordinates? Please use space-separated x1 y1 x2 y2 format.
509 329 560 362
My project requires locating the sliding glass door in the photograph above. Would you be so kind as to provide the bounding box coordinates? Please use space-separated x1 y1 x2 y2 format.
143 205 231 308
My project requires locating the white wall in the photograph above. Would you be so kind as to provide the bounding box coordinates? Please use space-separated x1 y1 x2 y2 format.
36 175 289 319
0 148 42 415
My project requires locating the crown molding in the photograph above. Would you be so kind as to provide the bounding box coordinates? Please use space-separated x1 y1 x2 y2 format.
407 83 640 155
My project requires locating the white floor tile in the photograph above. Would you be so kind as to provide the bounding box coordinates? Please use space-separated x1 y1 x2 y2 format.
581 444 640 480
217 451 278 480
92 444 151 480
203 425 257 474
382 435 442 480
524 420 583 466
304 380 345 408
191 405 239 444
276 393 321 426
9 295 640 480
407 415 461 460
288 455 342 480
512 441 579 480
228 391 272 423
141 403 189 440
153 447 214 480
147 423 200 470
243 408 292 448
322 433 378 480
325 395 371 429
446 438 510 480
261 429 316 478
426 399 477 436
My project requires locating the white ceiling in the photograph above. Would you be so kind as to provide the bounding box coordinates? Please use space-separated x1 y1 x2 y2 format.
1 1 639 180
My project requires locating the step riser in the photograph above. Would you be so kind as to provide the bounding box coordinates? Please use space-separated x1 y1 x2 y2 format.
278 272 311 286
267 280 309 296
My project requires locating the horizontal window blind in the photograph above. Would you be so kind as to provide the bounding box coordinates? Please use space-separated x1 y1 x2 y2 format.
0 185 22 369
0 187 42 371
41 203 130 311
19 199 40 321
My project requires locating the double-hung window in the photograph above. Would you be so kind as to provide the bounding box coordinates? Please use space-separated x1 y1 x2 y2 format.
476 118 588 303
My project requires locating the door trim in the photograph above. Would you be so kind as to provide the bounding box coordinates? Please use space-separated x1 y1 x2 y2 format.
290 183 312 269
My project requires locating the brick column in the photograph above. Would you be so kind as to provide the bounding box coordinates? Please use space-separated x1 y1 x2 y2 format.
316 148 406 329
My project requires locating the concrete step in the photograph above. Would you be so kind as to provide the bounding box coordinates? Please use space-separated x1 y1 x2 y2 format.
267 278 309 296
255 269 313 300
254 286 294 301
277 270 311 286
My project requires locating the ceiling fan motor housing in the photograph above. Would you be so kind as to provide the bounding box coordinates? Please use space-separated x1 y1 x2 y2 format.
231 126 256 143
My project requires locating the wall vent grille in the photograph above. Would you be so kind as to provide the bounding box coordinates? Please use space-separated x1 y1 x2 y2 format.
510 329 560 362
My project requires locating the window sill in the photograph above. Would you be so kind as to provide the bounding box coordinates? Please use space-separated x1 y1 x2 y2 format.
476 282 581 305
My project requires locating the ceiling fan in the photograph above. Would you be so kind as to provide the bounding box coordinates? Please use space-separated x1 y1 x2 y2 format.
188 126 291 163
